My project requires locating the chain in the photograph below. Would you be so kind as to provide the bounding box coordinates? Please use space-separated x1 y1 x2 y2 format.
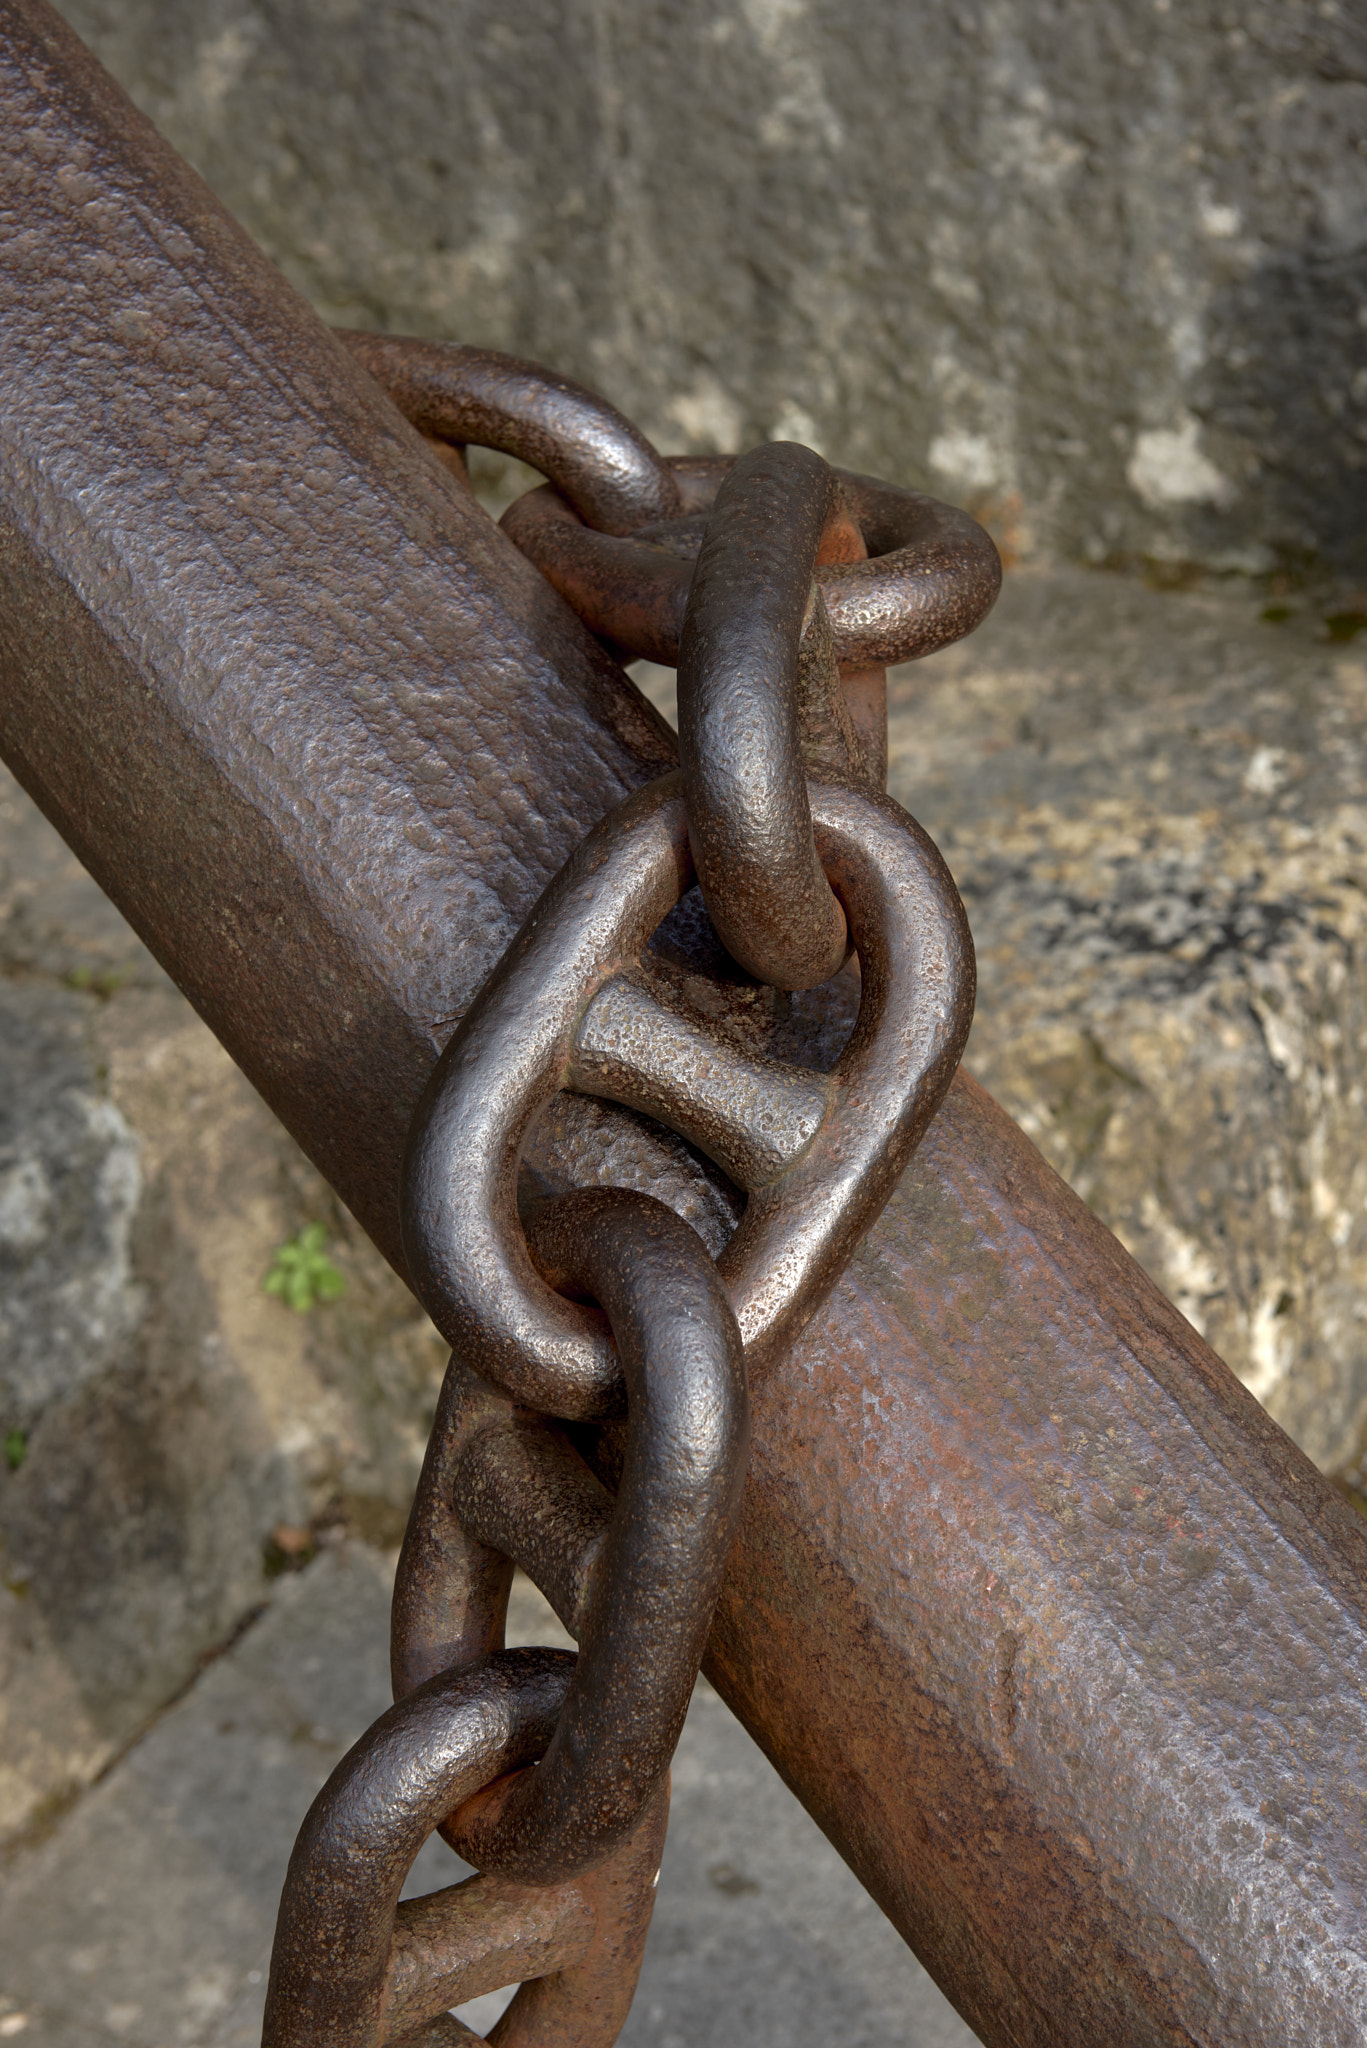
261 334 996 2046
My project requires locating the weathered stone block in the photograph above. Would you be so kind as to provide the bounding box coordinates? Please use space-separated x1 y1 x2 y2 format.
0 767 446 1847
892 567 1367 1473
51 0 1367 577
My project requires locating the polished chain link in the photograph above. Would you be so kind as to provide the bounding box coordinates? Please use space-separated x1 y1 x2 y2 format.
261 335 996 2048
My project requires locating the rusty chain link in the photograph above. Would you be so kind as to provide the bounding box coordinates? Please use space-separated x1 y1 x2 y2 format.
265 1189 744 2046
263 332 994 2045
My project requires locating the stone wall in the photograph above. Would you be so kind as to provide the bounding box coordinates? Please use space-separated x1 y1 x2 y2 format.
52 0 1367 579
886 569 1367 1480
0 764 446 1845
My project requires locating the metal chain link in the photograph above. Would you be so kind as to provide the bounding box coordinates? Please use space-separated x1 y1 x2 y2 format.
262 335 996 2046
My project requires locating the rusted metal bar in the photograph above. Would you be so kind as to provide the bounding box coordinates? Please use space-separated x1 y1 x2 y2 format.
1 7 1365 2042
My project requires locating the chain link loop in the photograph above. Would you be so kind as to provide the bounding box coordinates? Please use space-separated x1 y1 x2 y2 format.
266 332 996 2044
674 440 854 989
402 770 971 1400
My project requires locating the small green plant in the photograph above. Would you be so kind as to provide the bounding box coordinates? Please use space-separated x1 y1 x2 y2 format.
65 964 132 999
1324 610 1367 644
1260 603 1292 625
4 1431 27 1472
263 1224 345 1312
